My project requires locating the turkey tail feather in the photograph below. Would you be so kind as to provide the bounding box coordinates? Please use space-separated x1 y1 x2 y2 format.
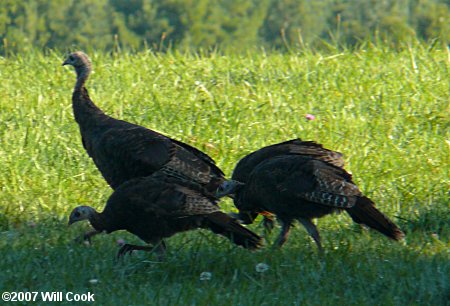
206 212 263 249
346 197 405 241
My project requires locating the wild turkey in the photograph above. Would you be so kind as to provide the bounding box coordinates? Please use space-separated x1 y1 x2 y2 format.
228 139 345 227
216 154 405 251
62 51 224 193
68 175 262 259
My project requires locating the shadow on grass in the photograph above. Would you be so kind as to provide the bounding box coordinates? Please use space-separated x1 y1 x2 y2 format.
399 200 450 238
0 218 448 305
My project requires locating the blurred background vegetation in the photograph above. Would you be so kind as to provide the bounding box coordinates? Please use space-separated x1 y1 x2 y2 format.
0 0 448 54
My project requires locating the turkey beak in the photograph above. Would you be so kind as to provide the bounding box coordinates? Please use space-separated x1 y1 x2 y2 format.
216 181 244 198
68 216 75 226
62 60 69 66
215 188 228 198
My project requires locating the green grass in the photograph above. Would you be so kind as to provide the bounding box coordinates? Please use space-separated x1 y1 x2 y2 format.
0 45 449 305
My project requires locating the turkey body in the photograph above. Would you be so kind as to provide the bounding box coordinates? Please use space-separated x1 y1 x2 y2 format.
235 155 352 219
63 52 224 193
231 139 345 184
229 139 345 225
69 175 262 257
219 154 404 250
77 110 223 191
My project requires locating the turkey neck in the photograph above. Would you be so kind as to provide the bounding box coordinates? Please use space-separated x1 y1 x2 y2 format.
88 210 113 233
74 64 90 92
72 63 107 127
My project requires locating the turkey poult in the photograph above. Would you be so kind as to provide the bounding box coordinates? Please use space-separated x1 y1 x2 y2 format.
62 51 224 193
216 154 405 251
68 175 263 259
227 139 345 227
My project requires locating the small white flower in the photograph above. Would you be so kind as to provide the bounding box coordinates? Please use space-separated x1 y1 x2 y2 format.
89 279 99 284
199 272 212 281
255 263 269 273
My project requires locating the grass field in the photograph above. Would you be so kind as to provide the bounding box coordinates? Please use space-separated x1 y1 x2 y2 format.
0 45 449 305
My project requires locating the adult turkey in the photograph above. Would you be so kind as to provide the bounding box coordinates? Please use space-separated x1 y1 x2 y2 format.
227 139 345 227
62 51 224 193
68 174 262 259
216 154 404 251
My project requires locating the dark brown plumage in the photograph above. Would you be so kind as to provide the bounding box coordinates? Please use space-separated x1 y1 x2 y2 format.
62 51 224 193
228 139 345 226
217 154 405 251
231 139 345 183
68 175 262 258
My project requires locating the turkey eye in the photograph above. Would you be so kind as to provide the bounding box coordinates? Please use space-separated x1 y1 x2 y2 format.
69 55 74 61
